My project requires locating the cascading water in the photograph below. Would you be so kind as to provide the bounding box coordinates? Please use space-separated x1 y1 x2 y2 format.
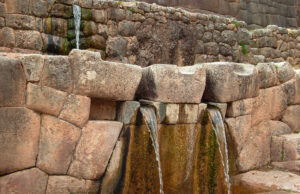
140 106 164 194
208 108 231 194
73 5 81 49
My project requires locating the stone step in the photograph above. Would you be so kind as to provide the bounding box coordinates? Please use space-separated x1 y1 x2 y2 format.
271 133 300 161
272 160 300 173
232 170 300 193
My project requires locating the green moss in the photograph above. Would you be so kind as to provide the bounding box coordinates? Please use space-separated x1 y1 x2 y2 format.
294 130 300 134
118 1 123 5
233 21 239 28
240 43 248 55
128 8 135 13
207 130 218 194
281 150 284 161
81 8 92 20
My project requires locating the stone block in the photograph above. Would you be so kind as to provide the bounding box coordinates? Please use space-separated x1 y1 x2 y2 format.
226 98 253 117
178 104 199 124
274 62 295 84
5 0 30 14
204 42 219 55
15 30 43 51
271 135 284 162
21 54 44 82
89 99 116 120
198 103 207 121
41 33 69 55
164 104 179 124
200 62 259 103
0 168 48 194
68 121 123 179
106 36 128 58
118 20 136 36
0 108 40 175
137 64 206 103
59 94 91 128
272 161 300 172
117 101 140 125
207 102 227 120
50 4 73 18
86 35 106 50
282 105 300 132
92 9 107 23
0 27 15 48
0 56 26 107
0 17 4 27
82 20 97 36
221 30 236 46
26 83 67 116
44 17 68 37
139 100 166 124
100 139 125 194
37 115 81 174
252 85 287 126
257 62 279 89
6 14 38 30
0 3 6 17
69 49 142 101
29 0 48 17
256 36 277 48
272 134 300 161
292 70 300 104
41 56 73 92
46 176 100 194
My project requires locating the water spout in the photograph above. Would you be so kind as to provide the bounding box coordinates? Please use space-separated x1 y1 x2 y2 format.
73 5 81 49
140 106 164 194
208 108 231 194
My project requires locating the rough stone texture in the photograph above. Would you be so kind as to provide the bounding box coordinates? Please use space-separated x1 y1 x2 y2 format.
200 62 259 103
59 94 91 127
137 64 206 103
0 108 40 175
281 105 300 132
164 104 180 124
274 62 295 84
6 14 38 30
0 168 48 194
26 83 67 116
198 103 207 121
41 56 72 93
271 133 300 161
272 161 300 172
21 54 44 82
101 138 125 194
69 49 142 100
117 101 140 125
15 30 43 51
139 100 167 124
257 62 279 89
0 56 26 107
68 121 123 179
207 102 227 120
178 104 199 124
89 99 116 120
5 0 30 14
0 27 15 48
291 70 300 104
46 176 100 194
37 115 81 174
251 85 288 126
226 98 253 117
232 170 300 193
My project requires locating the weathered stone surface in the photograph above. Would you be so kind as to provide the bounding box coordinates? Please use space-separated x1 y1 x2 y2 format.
291 70 300 104
86 35 106 50
29 0 48 17
0 108 40 175
41 56 72 92
272 161 300 172
46 176 99 194
118 20 136 36
232 170 300 193
6 14 38 30
117 101 140 125
274 62 295 84
5 0 30 14
37 115 80 174
106 36 128 59
251 86 287 126
0 56 26 107
281 105 300 132
0 27 15 47
92 9 107 23
257 62 279 89
68 121 123 179
44 17 68 37
101 138 125 194
198 103 207 121
59 94 91 127
69 49 142 100
207 102 227 120
26 83 67 116
137 64 206 103
49 4 72 18
139 100 167 124
21 54 44 82
15 30 43 51
164 104 180 124
226 98 253 117
0 168 48 194
89 99 116 120
200 62 259 103
178 104 199 124
41 33 69 55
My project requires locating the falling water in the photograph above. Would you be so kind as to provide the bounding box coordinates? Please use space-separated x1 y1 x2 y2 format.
140 106 164 194
73 5 81 49
208 108 231 194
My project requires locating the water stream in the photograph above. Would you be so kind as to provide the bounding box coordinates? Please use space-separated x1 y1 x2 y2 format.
73 5 81 49
208 108 231 194
140 106 164 194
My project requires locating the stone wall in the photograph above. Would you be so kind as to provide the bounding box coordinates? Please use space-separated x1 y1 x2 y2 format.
0 49 300 193
1 0 300 68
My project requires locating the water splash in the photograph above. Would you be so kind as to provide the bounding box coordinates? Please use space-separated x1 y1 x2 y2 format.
73 5 81 49
208 108 231 194
140 106 164 194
